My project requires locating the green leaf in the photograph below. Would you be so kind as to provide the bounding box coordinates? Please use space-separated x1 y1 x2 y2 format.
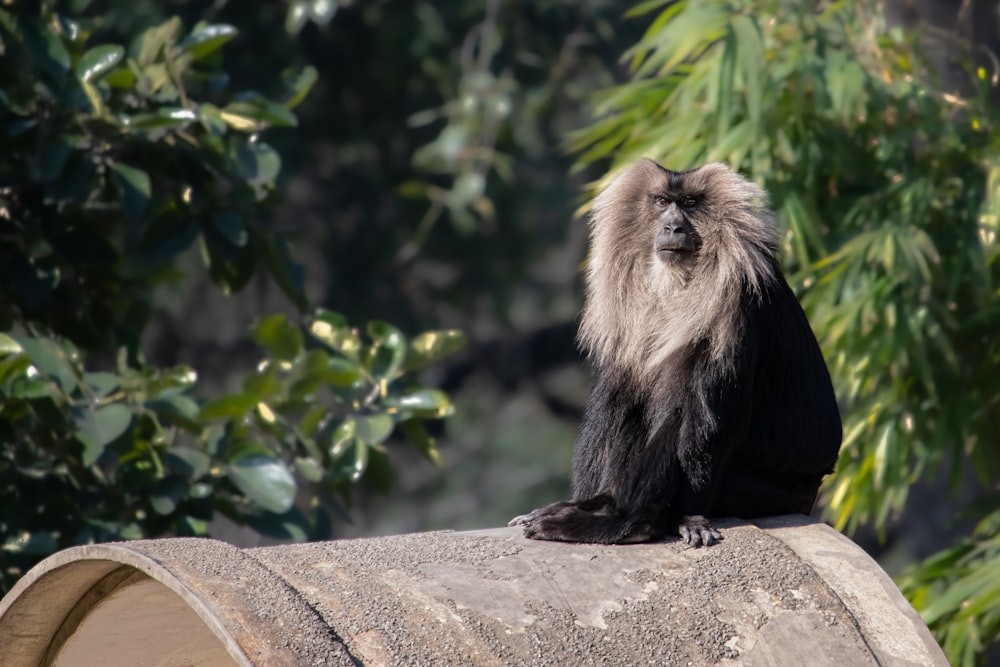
245 506 310 541
22 19 71 79
83 371 119 398
291 350 330 398
732 15 766 130
199 393 258 421
76 44 125 82
626 0 676 17
365 321 406 381
297 405 328 439
211 212 248 247
353 413 394 445
200 221 256 294
75 404 133 466
123 108 197 131
362 446 392 494
260 234 308 311
399 419 441 465
385 389 453 419
149 394 202 432
286 1 310 34
0 354 32 386
9 378 53 400
137 17 181 66
251 314 303 361
309 310 362 359
150 476 187 515
307 0 340 23
329 418 356 458
282 65 318 109
80 81 104 116
198 103 229 136
140 63 173 97
0 334 22 356
405 330 467 370
222 99 298 130
164 446 211 478
110 162 151 223
15 335 76 393
234 141 282 186
104 65 137 89
2 531 58 555
333 439 368 483
295 456 324 482
716 28 737 140
226 450 296 513
243 364 282 398
324 357 365 387
179 23 238 61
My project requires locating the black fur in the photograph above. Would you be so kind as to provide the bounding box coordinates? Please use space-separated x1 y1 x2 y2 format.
510 164 841 546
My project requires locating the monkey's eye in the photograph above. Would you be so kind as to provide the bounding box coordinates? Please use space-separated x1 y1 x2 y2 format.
652 195 670 208
680 195 699 208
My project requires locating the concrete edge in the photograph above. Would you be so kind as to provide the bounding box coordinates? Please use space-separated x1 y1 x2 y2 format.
0 538 349 666
755 515 946 667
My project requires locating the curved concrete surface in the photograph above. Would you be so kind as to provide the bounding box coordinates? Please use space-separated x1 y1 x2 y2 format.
0 515 946 666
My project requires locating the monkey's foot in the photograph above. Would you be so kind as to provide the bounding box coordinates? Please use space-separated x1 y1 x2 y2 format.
677 515 722 547
507 511 538 528
509 496 656 544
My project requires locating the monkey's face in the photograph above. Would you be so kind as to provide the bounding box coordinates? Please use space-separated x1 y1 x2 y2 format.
588 158 776 294
652 191 702 266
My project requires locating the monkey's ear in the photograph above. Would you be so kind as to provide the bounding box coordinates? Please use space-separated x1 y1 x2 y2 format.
636 157 666 171
605 158 663 181
695 162 731 174
609 158 668 186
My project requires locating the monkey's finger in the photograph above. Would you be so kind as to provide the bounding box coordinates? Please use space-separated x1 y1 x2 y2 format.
507 513 533 527
699 528 722 546
678 525 694 545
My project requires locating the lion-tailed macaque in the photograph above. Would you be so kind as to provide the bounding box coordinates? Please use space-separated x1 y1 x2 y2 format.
510 160 841 546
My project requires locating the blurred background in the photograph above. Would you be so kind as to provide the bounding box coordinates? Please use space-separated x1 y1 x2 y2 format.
2 0 1000 664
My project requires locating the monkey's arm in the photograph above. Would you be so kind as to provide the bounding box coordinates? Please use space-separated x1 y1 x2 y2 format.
508 370 664 544
666 354 757 544
665 308 763 540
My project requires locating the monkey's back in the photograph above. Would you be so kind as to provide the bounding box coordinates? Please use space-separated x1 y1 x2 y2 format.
712 272 842 518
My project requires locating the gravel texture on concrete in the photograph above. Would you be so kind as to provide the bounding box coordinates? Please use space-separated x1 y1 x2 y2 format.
124 538 357 666
246 522 883 666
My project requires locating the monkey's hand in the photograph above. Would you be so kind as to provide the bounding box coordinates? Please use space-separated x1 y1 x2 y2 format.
508 495 656 544
677 515 722 547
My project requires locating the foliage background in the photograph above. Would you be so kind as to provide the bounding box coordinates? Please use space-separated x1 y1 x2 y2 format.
3 0 1000 664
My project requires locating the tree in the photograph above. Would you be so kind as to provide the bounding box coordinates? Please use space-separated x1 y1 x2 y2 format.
570 1 1000 663
0 4 462 593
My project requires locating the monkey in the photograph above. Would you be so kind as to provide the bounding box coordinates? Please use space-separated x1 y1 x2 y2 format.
509 159 842 546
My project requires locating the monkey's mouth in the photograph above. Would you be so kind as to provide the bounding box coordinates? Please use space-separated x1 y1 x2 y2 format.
655 230 695 255
656 242 692 254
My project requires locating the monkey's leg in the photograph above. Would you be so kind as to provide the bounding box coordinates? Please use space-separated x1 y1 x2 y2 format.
507 494 613 528
509 494 659 544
